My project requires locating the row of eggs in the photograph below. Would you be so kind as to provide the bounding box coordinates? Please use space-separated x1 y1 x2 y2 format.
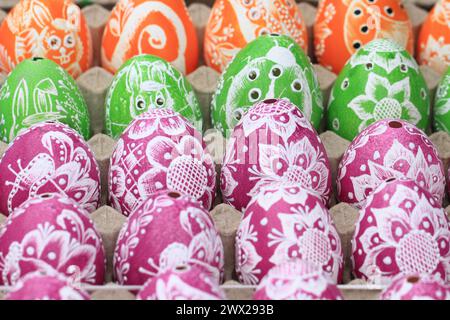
0 35 449 145
0 0 448 77
0 97 448 296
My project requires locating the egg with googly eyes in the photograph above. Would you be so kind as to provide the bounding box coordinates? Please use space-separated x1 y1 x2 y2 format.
0 0 92 78
105 54 203 139
211 34 323 137
101 0 199 75
327 39 430 141
433 69 450 133
314 0 414 74
204 0 308 73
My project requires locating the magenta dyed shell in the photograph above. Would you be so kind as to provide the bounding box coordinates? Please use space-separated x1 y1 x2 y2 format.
338 119 445 209
253 259 344 300
0 121 100 215
109 109 216 216
114 190 224 286
137 265 225 300
221 99 331 212
5 272 91 300
352 178 450 284
380 274 450 300
235 183 343 285
0 193 105 285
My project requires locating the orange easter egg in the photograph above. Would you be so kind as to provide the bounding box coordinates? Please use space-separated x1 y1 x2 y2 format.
314 0 414 74
204 0 308 73
0 0 92 79
417 0 450 75
101 0 199 75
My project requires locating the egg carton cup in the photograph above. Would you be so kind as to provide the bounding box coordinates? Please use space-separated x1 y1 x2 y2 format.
0 0 448 300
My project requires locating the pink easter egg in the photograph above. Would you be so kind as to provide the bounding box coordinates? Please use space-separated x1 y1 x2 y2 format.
235 182 343 285
352 178 450 284
338 119 445 209
0 121 101 215
114 190 224 286
253 259 344 300
0 193 105 285
109 109 216 216
5 272 90 300
380 273 450 300
137 265 225 300
221 98 331 212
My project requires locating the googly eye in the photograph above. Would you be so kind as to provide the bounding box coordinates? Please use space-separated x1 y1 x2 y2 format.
64 35 75 48
360 25 369 34
291 80 303 92
156 96 165 107
233 109 244 121
247 69 259 81
384 6 394 17
48 36 61 50
353 8 362 16
400 64 408 73
248 88 261 102
353 41 362 50
341 78 350 90
365 63 373 70
367 0 376 3
270 65 283 78
136 96 146 110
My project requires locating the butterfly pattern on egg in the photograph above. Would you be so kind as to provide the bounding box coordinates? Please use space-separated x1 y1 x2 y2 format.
417 0 450 74
0 0 92 78
314 0 414 74
211 34 323 137
204 0 308 73
105 55 203 139
101 0 198 75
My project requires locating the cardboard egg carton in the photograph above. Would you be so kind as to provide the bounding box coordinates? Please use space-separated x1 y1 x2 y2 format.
0 0 448 300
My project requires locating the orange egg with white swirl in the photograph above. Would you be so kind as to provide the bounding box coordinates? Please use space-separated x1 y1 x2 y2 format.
101 0 199 75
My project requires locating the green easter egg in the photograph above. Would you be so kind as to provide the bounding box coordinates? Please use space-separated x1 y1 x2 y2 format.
327 39 430 141
211 34 323 137
0 58 90 143
105 54 203 139
433 68 450 132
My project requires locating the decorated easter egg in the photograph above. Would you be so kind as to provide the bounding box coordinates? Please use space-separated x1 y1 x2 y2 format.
5 272 91 300
380 274 450 300
314 0 414 74
221 98 331 212
352 178 450 283
253 259 344 300
0 58 91 143
211 34 323 136
417 0 450 74
337 119 445 209
105 54 202 139
0 121 101 215
0 193 105 285
101 0 198 75
204 0 308 73
109 109 215 216
0 0 92 78
327 39 430 141
433 69 450 132
236 183 343 285
137 265 225 300
114 190 224 286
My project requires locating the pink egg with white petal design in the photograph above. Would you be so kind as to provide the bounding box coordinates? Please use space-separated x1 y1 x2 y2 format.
235 182 343 285
221 98 331 212
109 109 216 216
253 259 344 300
0 121 101 215
338 119 445 209
352 178 450 284
114 190 224 286
380 273 450 300
5 272 91 300
0 193 105 286
137 265 225 300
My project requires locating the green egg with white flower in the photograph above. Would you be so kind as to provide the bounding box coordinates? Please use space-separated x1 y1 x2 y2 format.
105 54 203 139
433 68 450 133
211 34 323 137
327 39 430 141
0 58 90 143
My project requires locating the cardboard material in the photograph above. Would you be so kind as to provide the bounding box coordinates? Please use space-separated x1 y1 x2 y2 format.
298 2 317 60
82 4 111 67
188 3 211 66
91 284 136 300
